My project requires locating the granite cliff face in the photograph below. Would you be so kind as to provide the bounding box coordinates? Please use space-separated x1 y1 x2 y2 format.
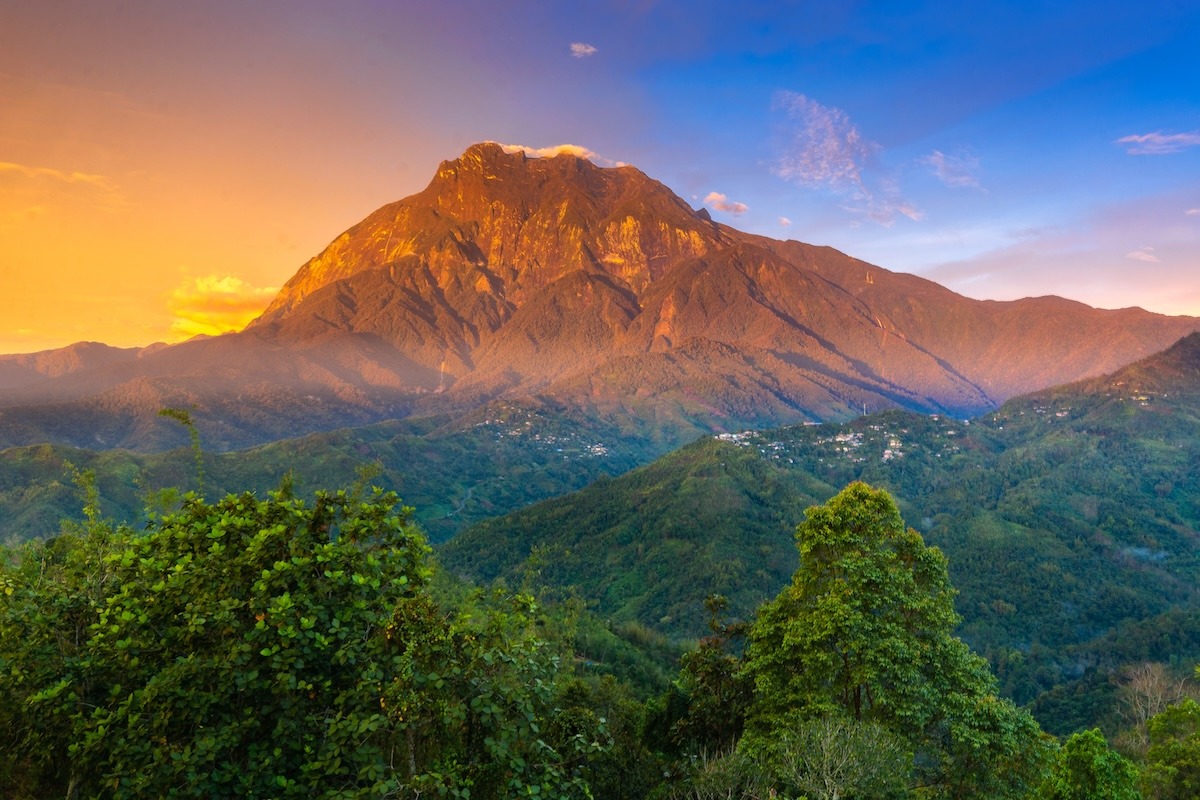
3 142 1198 450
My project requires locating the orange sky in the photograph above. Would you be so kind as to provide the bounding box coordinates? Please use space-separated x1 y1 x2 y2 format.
3 3 1198 355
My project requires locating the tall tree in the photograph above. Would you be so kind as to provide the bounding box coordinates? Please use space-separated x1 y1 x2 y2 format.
740 482 1049 798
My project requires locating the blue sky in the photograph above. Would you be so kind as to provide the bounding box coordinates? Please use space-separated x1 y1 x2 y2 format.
1 1 1198 351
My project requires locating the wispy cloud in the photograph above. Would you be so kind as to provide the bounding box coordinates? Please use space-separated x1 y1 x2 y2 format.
772 92 873 190
703 191 748 215
168 275 278 339
1186 208 1200 216
772 92 919 226
1125 245 1160 263
919 150 982 189
1115 131 1200 155
570 42 598 58
0 161 113 188
778 217 792 227
0 160 124 213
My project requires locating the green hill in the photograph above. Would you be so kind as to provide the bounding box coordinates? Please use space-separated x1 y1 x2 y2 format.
440 334 1200 730
0 398 684 545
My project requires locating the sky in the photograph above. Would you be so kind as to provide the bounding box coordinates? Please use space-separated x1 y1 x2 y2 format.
1 0 1198 354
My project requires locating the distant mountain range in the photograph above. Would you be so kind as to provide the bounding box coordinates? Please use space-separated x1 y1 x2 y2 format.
2 142 1198 451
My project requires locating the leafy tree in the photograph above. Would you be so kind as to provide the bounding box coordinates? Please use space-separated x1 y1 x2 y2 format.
740 482 1049 798
1142 697 1200 800
1036 728 1141 800
0 487 608 799
668 595 751 755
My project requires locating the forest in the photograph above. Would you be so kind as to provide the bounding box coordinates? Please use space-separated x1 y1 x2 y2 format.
2 474 1197 799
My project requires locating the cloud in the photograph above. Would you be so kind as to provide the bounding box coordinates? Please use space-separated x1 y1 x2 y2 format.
919 150 982 189
493 141 618 166
778 217 792 226
1125 246 1160 263
772 92 919 226
1186 208 1200 216
168 275 278 339
703 191 748 215
772 92 873 190
0 160 123 214
1115 131 1200 155
570 42 598 58
0 161 113 188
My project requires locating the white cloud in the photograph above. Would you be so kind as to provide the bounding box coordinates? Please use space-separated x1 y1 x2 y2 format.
703 191 748 215
493 141 617 165
1115 131 1200 155
570 42 598 58
1186 208 1200 216
919 150 982 189
778 217 792 226
1125 246 1160 263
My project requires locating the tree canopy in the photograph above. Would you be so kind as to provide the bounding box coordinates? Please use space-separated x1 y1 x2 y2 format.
0 485 609 799
740 481 1049 798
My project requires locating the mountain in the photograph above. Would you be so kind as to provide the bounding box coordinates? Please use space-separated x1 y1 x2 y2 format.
2 142 1198 451
438 332 1200 729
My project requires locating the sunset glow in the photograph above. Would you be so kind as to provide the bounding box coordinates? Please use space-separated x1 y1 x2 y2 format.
2 2 1198 354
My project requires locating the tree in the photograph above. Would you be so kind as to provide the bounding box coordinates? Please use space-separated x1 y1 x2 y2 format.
1036 728 1140 800
1114 662 1196 757
762 714 911 800
740 482 1049 799
0 487 608 799
1142 697 1200 800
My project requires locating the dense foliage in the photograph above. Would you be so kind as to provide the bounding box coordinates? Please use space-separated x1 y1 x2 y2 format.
1 474 1197 797
0 485 616 798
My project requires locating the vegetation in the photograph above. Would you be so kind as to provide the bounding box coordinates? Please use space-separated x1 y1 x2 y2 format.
2 471 1198 797
0 483 618 798
440 336 1200 737
0 399 673 545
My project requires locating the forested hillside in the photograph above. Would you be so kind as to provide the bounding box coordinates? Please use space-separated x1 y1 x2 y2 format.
441 334 1200 733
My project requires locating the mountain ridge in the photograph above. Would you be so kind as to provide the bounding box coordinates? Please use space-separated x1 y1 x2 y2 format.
2 142 1197 451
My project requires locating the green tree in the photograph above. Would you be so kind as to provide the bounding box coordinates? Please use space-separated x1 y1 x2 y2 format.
1142 697 1200 800
1037 728 1141 800
740 482 1049 799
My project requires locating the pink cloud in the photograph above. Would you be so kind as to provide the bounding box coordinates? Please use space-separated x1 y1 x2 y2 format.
778 216 792 226
703 191 748 214
570 42 598 58
1116 131 1200 155
772 92 920 226
772 92 873 190
919 150 982 189
1125 246 1159 263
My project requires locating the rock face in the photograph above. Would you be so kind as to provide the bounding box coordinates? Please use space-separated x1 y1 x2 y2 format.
3 142 1198 451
